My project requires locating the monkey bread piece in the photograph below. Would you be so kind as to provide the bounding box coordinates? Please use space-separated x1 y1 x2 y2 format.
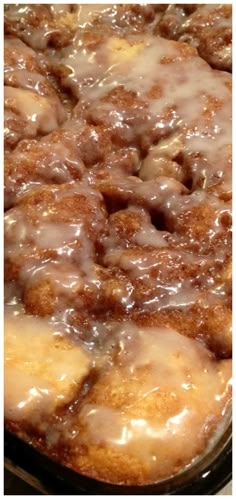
4 86 66 150
101 179 231 254
5 310 91 421
98 175 231 255
163 191 232 254
4 37 66 151
4 183 107 282
139 132 190 184
139 128 231 198
97 175 188 214
69 4 165 36
88 147 141 182
195 26 232 73
5 36 54 93
4 4 80 50
131 301 232 360
4 128 85 208
4 123 126 209
102 243 232 357
104 207 169 250
177 4 232 72
156 4 232 72
4 109 28 153
21 261 134 322
70 325 232 485
4 183 133 323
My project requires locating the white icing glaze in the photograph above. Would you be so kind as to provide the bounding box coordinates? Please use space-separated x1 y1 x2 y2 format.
133 224 168 248
75 4 116 26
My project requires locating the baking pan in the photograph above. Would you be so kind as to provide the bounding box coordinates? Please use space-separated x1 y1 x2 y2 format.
4 422 232 495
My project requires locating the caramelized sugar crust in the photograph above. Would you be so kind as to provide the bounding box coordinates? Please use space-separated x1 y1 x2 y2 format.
4 4 232 486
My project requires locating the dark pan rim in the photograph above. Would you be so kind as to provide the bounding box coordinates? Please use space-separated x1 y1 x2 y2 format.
4 421 232 495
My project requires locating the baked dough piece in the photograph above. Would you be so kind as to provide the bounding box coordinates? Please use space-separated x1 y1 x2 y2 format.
155 4 232 71
178 4 232 72
4 4 78 49
4 123 130 209
4 37 66 151
4 182 107 289
5 311 91 421
71 325 232 485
